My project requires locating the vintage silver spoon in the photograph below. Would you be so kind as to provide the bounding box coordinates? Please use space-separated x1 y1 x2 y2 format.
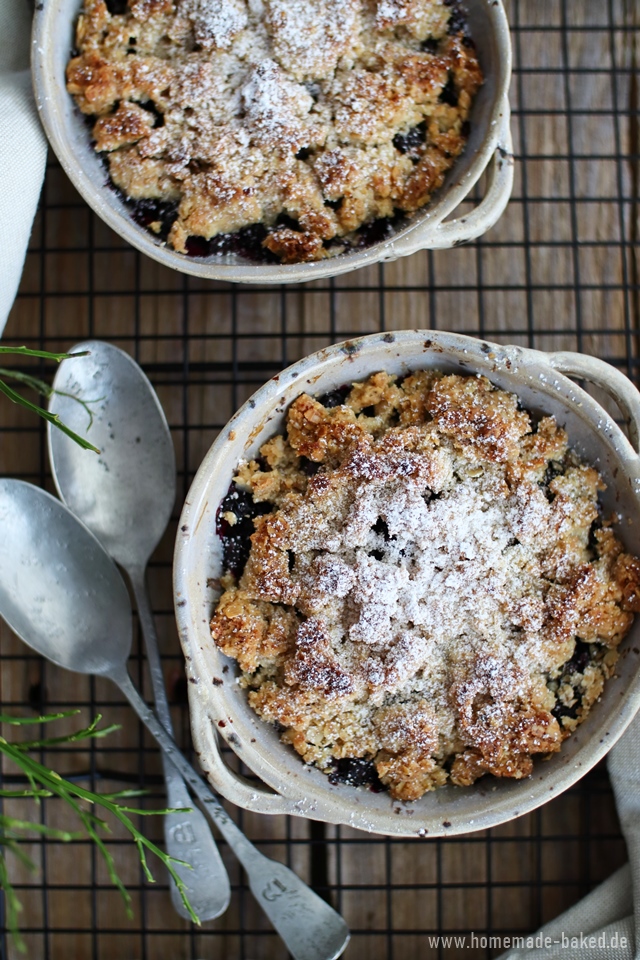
0 480 350 960
47 340 230 922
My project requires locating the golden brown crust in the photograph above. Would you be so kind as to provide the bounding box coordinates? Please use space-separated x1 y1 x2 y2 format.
93 101 156 151
449 657 562 783
286 394 371 463
210 371 640 799
210 586 297 672
262 227 327 263
426 374 531 463
614 552 640 612
67 0 482 263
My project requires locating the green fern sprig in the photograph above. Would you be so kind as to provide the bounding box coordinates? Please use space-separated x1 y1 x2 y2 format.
0 346 100 453
0 711 198 951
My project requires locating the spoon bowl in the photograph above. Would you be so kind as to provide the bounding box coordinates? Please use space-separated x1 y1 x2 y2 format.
0 479 132 674
48 340 176 569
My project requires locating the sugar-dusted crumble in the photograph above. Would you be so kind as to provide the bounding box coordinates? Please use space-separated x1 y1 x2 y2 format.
66 0 482 264
210 370 640 800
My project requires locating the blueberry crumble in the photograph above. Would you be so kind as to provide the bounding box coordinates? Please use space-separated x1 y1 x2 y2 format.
210 370 640 800
66 0 482 265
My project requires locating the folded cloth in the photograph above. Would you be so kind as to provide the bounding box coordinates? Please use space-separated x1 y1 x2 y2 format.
0 0 47 336
500 712 640 959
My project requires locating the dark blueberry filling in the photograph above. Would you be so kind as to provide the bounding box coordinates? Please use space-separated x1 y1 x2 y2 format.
372 517 396 542
543 460 565 485
539 459 565 501
352 211 406 249
126 197 179 242
421 36 440 54
444 0 470 37
328 757 384 791
216 483 273 579
439 74 459 107
317 385 350 408
299 456 322 476
552 700 579 722
393 121 427 157
184 235 213 258
588 514 603 551
551 641 595 722
563 639 593 676
138 99 164 127
184 224 281 264
275 213 303 231
105 0 127 13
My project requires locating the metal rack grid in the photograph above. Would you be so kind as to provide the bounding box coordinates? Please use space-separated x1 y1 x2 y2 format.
0 0 638 956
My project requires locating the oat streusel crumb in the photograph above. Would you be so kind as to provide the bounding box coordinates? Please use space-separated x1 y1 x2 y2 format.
210 371 640 800
66 0 482 264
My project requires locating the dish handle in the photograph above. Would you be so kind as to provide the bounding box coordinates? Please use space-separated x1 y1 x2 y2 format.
547 351 640 455
193 700 312 815
386 106 514 259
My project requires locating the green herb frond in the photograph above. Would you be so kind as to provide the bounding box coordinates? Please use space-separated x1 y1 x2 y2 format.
0 346 100 453
0 346 89 362
0 712 199 950
0 709 82 725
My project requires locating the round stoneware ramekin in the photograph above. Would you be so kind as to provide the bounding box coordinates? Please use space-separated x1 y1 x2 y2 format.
32 1 513 284
174 330 640 838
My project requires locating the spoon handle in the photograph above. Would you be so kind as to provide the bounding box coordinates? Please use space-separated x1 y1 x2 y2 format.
112 666 350 960
128 565 231 922
128 566 175 733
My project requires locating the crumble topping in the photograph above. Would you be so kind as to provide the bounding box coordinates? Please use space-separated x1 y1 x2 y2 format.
210 371 640 800
66 0 482 264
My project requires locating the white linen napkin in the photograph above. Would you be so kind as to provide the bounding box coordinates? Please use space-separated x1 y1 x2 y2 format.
0 0 47 336
500 713 640 959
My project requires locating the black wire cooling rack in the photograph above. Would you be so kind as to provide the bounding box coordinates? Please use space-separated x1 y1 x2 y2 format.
1 0 639 957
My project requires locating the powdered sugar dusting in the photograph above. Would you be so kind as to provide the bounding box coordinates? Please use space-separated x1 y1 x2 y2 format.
179 0 248 49
266 0 362 80
282 454 552 712
375 0 450 36
241 59 314 150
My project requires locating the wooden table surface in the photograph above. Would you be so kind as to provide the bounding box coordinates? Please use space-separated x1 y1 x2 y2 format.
0 0 638 957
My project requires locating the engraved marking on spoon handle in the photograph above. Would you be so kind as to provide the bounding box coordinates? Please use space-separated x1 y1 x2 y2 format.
111 667 350 960
127 568 230 920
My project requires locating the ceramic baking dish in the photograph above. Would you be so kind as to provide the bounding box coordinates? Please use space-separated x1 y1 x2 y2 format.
174 330 640 837
32 0 513 284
